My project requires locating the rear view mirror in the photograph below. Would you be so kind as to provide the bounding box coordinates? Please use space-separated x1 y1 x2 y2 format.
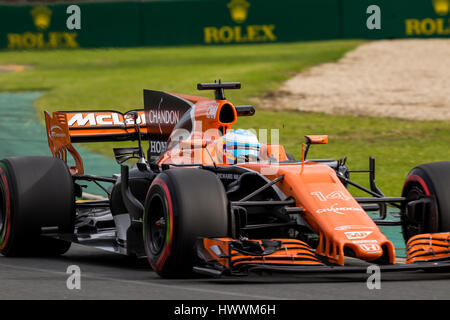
303 135 328 161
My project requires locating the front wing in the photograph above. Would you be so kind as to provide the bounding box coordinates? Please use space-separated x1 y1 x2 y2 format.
194 236 450 277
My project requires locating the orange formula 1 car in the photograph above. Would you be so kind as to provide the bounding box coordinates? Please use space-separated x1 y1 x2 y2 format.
1 82 450 278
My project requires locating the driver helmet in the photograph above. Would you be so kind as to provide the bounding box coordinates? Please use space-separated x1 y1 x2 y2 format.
222 129 260 164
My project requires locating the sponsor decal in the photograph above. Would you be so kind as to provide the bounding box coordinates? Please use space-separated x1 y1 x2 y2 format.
216 173 241 180
147 109 180 125
49 125 67 139
7 6 79 49
344 231 373 240
32 6 52 30
228 0 250 23
204 25 276 44
405 0 450 36
206 103 219 119
359 244 380 252
316 203 364 215
149 140 168 154
7 32 78 50
311 191 351 202
203 0 277 44
335 225 375 231
143 90 192 137
144 90 193 160
352 240 378 244
433 0 450 15
67 112 145 127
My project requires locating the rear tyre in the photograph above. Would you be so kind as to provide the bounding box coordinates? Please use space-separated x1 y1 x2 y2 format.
0 157 75 256
401 161 450 242
143 168 228 278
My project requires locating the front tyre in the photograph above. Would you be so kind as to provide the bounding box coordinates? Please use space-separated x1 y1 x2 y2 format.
143 169 228 278
401 161 450 242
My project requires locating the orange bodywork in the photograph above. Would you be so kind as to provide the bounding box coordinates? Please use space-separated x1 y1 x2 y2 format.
240 162 396 265
201 238 325 270
406 232 450 264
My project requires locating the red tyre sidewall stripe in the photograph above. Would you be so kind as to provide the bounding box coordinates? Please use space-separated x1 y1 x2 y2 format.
150 177 174 272
0 167 11 250
403 174 431 196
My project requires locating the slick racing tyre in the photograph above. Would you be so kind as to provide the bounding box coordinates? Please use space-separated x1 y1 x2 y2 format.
0 156 75 256
401 161 450 242
143 168 228 278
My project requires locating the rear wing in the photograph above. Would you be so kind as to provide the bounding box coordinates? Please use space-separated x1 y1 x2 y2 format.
49 110 147 143
44 90 196 170
45 109 153 174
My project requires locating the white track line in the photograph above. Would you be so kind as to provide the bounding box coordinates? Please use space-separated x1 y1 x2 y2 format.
0 261 284 300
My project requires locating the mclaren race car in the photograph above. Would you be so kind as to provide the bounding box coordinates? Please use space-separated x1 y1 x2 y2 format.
1 81 450 278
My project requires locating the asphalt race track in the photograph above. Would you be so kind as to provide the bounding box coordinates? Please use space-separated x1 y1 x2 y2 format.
0 244 449 300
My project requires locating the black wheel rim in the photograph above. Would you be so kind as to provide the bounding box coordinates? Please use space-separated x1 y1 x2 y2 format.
404 185 424 238
403 183 437 240
148 193 167 255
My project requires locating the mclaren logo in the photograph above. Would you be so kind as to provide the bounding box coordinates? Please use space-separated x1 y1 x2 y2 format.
31 6 52 30
433 0 450 16
228 0 250 24
67 112 146 127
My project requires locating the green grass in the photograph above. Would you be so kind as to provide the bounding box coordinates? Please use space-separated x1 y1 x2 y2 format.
237 111 450 197
0 40 448 196
0 41 360 109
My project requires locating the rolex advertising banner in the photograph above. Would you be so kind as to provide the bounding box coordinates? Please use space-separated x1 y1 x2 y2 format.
0 2 141 49
342 0 450 39
140 0 341 46
0 0 449 50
